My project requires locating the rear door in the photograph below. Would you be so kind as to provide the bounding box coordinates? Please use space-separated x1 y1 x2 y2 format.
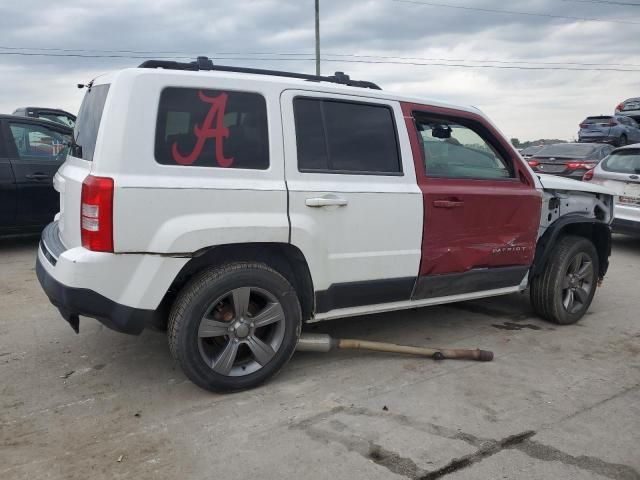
0 120 17 228
282 91 423 314
5 120 70 226
401 103 542 298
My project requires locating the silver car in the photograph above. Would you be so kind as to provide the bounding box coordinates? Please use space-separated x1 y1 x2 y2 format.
615 97 640 121
586 143 640 236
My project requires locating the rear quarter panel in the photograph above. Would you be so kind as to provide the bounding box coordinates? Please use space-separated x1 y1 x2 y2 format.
96 70 289 253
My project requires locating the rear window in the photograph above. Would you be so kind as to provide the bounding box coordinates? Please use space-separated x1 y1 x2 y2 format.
602 150 640 174
74 84 110 161
155 88 269 169
293 97 401 174
582 116 612 124
535 143 597 158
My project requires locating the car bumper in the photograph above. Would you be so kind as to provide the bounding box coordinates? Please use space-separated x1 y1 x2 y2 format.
612 218 640 236
36 221 188 334
578 135 617 144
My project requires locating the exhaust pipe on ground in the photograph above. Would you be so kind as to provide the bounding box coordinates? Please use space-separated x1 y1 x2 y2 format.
296 333 493 362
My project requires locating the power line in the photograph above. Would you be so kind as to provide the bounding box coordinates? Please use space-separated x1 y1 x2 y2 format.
1 50 639 72
391 0 640 24
2 46 640 68
560 0 640 6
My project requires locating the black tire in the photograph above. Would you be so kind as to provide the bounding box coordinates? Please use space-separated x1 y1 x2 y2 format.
530 235 599 325
168 262 301 392
618 134 627 147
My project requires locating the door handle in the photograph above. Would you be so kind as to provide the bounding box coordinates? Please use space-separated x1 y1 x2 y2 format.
433 199 464 208
305 196 348 208
25 173 50 180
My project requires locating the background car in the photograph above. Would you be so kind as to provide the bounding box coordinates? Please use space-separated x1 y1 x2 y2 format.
584 143 640 236
12 107 76 129
578 115 640 146
0 114 71 234
615 97 640 121
527 142 613 180
519 145 544 158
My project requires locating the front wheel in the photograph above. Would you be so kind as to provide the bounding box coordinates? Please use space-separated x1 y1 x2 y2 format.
530 235 599 325
168 262 301 392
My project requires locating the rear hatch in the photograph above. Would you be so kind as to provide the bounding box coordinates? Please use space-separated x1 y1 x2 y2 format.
579 116 613 137
56 83 110 248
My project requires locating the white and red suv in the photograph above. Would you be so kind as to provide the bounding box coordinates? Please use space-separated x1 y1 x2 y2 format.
37 57 614 392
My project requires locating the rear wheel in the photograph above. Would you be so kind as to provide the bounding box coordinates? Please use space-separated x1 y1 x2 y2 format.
530 235 599 325
168 262 301 392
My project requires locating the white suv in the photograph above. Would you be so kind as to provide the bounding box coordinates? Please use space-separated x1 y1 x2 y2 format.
37 57 614 392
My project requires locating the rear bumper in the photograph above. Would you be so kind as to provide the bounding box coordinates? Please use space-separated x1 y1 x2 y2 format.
612 218 640 236
578 135 617 144
36 255 152 334
36 221 188 334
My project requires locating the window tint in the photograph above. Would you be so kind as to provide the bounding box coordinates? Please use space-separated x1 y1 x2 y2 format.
294 98 401 174
414 116 512 179
9 123 70 161
155 88 269 169
74 84 110 161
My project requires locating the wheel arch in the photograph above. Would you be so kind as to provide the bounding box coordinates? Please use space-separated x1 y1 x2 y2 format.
158 243 315 327
530 215 611 281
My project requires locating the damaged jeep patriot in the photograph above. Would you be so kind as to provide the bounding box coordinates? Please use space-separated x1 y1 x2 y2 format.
37 57 614 392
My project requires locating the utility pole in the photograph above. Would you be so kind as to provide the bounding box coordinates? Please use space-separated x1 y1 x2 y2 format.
315 0 320 76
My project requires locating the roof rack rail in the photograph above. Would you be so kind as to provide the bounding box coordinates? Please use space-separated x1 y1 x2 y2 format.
138 56 382 90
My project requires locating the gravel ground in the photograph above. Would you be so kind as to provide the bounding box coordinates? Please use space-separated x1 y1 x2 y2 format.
1 235 639 480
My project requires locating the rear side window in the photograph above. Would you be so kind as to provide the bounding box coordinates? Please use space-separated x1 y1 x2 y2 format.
293 98 401 175
74 84 110 161
155 88 269 169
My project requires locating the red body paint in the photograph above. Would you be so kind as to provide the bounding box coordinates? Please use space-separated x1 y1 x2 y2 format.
171 91 234 167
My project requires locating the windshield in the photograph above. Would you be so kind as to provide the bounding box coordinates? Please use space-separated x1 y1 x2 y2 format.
535 144 597 158
73 84 110 161
521 146 542 155
602 150 640 174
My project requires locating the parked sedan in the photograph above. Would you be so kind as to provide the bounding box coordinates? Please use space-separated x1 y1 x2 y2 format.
615 97 640 121
527 143 613 180
578 115 640 146
584 143 640 236
0 115 71 234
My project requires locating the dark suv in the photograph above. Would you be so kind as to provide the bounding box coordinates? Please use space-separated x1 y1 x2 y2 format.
0 115 71 233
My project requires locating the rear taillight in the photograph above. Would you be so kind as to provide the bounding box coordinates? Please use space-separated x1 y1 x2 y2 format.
527 159 540 167
616 102 624 111
608 119 618 126
566 161 597 170
582 169 594 181
579 122 588 128
81 175 114 252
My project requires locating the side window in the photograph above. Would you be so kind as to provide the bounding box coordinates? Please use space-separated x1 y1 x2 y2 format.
155 88 269 169
8 123 69 161
414 115 513 179
293 97 401 174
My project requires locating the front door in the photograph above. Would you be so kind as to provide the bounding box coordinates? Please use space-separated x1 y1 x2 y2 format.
401 103 542 299
5 121 69 227
282 90 423 315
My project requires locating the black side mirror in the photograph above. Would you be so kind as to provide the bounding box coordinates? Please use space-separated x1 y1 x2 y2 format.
432 124 452 139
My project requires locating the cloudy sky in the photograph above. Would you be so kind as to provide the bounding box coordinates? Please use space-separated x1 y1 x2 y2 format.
0 0 638 141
